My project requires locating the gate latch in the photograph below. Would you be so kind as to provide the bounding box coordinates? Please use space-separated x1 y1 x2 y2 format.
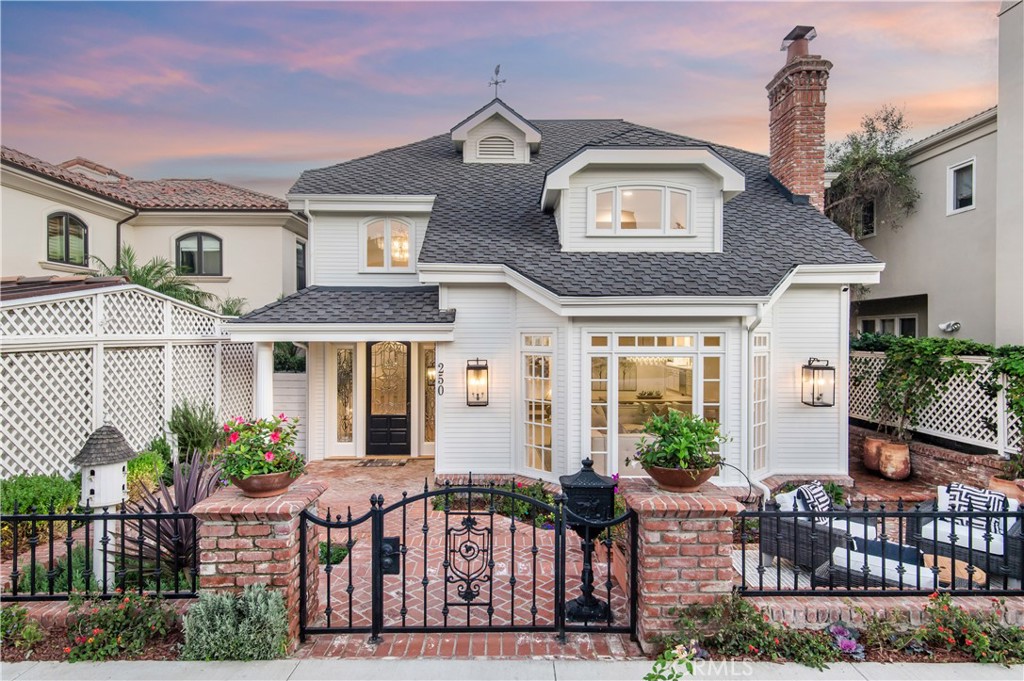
380 536 401 575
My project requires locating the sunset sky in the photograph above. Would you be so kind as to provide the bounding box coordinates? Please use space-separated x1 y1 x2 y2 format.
1 1 1001 198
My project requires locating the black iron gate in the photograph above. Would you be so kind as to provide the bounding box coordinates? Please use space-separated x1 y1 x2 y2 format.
299 480 637 642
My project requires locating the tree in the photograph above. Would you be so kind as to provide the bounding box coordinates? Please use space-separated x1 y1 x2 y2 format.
826 106 920 238
94 245 213 309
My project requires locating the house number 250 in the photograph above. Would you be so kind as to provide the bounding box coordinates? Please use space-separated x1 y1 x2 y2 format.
435 363 445 396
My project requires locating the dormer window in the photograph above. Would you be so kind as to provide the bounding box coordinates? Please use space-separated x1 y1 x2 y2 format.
477 135 515 160
589 184 693 235
361 217 414 272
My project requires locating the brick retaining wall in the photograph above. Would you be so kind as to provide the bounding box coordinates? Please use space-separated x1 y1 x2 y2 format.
850 425 1003 489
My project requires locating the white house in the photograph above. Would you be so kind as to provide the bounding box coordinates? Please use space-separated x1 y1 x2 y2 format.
229 27 883 487
1 147 307 310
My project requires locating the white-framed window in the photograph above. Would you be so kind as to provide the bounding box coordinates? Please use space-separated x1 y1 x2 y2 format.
585 331 726 477
359 217 414 272
522 334 554 473
752 333 770 474
947 159 975 215
858 315 917 338
859 201 876 239
588 183 694 236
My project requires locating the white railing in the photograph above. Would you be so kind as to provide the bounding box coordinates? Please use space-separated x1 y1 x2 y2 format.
849 350 1021 457
1 285 254 477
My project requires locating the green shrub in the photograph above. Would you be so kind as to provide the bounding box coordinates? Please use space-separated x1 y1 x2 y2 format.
918 593 1024 663
67 591 174 662
274 342 306 373
169 400 220 456
126 451 167 502
0 605 43 653
17 544 100 595
319 541 349 565
182 584 288 661
0 473 80 552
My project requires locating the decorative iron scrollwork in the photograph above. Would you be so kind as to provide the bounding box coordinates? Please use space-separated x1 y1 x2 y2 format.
445 515 492 605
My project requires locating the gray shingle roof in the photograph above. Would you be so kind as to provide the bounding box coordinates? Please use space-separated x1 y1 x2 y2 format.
234 286 455 324
290 118 877 297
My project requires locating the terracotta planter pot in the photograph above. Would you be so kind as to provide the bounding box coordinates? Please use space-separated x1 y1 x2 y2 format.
989 475 1024 504
610 543 630 591
878 441 911 481
230 472 296 498
862 436 887 471
644 465 719 492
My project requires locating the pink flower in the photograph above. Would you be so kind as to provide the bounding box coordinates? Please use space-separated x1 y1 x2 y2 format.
223 423 231 432
270 431 281 443
235 416 244 424
612 473 620 482
264 451 275 462
279 412 288 421
228 432 240 444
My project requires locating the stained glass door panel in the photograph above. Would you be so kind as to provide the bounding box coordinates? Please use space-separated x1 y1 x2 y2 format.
367 341 410 455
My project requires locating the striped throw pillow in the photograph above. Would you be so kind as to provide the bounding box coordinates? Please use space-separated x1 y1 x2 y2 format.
797 481 833 525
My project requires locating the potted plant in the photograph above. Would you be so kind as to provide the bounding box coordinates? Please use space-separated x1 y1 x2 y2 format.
869 337 974 480
218 414 304 497
627 410 726 492
990 449 1024 503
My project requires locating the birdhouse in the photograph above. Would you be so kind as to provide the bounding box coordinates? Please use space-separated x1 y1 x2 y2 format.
72 425 133 508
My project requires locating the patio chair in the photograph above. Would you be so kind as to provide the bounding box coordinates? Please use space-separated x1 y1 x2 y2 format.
811 538 937 591
910 484 1024 585
759 488 878 571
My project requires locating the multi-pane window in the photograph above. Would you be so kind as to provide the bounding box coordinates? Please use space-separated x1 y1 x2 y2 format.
948 160 975 213
296 241 307 289
176 233 222 276
752 334 770 473
523 335 553 473
859 316 917 338
363 218 413 271
46 213 88 266
590 185 691 234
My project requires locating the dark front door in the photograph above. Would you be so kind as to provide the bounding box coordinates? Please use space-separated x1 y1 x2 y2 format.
366 341 411 455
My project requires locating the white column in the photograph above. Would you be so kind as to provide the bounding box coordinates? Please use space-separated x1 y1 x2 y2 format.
255 342 275 418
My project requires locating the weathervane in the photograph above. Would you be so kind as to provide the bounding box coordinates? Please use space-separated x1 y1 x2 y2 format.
488 64 506 98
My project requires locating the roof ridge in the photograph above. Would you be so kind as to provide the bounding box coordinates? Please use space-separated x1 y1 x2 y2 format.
621 121 768 159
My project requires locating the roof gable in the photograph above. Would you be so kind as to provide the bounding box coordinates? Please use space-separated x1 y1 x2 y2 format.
450 99 542 153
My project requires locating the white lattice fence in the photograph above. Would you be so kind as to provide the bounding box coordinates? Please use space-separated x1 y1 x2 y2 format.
850 351 1018 455
1 285 257 477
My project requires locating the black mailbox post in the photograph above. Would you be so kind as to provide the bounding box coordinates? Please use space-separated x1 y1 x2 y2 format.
559 458 615 622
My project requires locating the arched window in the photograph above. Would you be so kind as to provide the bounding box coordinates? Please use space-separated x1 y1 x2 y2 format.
176 232 222 276
361 218 413 272
589 184 693 235
46 212 89 266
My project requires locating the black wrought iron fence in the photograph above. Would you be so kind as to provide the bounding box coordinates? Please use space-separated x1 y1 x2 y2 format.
736 500 1024 596
1 503 200 601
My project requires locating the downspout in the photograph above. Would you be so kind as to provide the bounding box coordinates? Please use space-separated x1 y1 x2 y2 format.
744 266 799 500
300 199 313 286
115 209 139 269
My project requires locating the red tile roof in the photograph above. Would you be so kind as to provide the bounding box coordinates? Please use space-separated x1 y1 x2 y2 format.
0 275 129 301
1 146 288 211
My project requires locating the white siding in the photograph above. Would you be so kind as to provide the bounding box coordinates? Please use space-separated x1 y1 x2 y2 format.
306 344 326 461
563 168 722 253
462 115 530 164
771 285 846 475
273 372 307 456
310 213 428 286
435 284 515 475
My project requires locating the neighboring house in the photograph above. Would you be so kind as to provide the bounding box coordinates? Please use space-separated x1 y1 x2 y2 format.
229 26 882 487
851 1 1023 345
1 147 308 310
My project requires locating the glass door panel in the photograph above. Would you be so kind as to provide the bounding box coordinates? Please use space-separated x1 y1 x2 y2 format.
367 341 410 455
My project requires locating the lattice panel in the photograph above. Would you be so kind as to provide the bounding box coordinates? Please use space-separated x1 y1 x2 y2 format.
1008 411 1022 454
0 349 94 477
1 297 93 338
848 352 884 421
220 343 254 421
102 290 165 336
916 359 998 448
171 304 217 336
172 344 216 408
103 347 165 451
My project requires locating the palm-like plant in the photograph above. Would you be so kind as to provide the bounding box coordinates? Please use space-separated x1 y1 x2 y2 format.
94 245 213 309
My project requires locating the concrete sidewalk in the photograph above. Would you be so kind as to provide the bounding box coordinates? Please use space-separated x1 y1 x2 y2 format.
3 660 1023 681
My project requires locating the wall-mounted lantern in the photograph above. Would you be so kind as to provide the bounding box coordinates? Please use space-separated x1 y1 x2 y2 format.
801 358 836 407
466 358 489 406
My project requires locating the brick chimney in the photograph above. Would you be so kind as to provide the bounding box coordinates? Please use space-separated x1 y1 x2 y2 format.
766 26 832 212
